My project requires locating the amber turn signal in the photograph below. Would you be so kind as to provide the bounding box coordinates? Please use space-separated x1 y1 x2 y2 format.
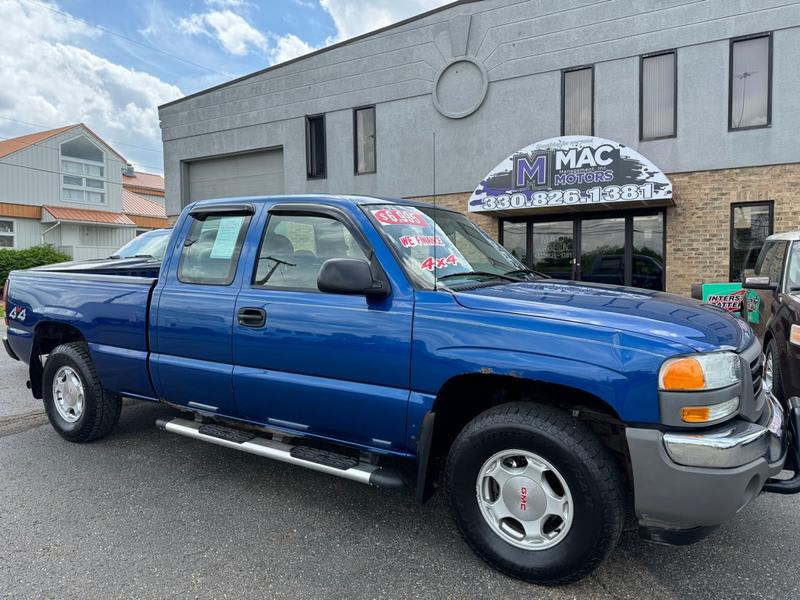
660 357 705 391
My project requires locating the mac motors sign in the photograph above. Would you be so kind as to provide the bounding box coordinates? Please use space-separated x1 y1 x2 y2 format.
468 136 672 213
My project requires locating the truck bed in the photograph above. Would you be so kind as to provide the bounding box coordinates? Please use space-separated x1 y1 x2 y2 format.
6 267 158 400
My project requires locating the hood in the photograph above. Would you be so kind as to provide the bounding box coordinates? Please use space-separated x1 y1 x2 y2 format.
453 279 751 353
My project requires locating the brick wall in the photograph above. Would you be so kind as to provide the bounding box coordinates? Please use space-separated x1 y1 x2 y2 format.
666 163 800 295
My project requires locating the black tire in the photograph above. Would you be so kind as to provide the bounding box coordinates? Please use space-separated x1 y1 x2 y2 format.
42 343 122 443
445 402 624 585
765 339 784 404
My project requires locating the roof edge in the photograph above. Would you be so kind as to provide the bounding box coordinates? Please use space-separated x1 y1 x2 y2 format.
158 0 481 111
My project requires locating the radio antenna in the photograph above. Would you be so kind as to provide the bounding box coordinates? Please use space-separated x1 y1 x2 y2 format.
432 130 438 292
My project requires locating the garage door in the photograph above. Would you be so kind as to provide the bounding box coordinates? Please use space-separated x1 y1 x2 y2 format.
187 149 284 203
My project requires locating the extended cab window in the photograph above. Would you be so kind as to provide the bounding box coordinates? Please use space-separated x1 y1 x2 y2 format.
178 213 250 285
253 214 367 290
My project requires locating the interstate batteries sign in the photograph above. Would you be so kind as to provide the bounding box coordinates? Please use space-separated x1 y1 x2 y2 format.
468 136 672 213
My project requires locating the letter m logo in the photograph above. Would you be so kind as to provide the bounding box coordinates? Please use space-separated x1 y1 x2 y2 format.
513 153 548 189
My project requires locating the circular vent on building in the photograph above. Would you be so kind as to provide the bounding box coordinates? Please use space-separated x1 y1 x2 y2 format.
432 56 488 119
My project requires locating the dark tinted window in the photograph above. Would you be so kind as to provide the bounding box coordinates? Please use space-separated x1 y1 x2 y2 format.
754 241 787 284
730 202 773 281
354 106 376 174
306 114 326 179
178 214 249 285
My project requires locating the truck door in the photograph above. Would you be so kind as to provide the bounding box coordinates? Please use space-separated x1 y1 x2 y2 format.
231 204 413 451
150 204 254 416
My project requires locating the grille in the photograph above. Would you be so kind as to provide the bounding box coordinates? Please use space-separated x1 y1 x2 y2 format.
750 355 763 397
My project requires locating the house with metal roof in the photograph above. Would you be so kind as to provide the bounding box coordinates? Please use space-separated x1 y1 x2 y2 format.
0 123 168 259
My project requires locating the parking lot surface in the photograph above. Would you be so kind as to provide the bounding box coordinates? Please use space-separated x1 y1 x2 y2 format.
1 329 799 599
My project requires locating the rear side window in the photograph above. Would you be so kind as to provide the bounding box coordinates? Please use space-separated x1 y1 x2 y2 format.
178 213 250 285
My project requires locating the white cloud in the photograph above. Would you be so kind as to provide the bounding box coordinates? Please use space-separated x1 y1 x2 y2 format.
319 0 451 42
0 0 182 172
270 33 316 64
178 8 267 56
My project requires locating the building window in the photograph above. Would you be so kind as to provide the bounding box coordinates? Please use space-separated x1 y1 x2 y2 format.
730 201 773 281
60 136 106 205
640 50 676 140
0 219 14 248
354 106 376 174
562 66 593 136
729 33 772 130
305 114 327 179
500 221 527 265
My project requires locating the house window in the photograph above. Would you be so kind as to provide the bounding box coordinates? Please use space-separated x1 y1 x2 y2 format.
60 136 106 205
354 106 376 174
562 66 593 136
640 50 677 140
730 201 774 281
729 33 772 130
0 219 14 248
305 114 327 179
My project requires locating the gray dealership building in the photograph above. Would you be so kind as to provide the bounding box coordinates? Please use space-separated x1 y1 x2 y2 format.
159 0 800 295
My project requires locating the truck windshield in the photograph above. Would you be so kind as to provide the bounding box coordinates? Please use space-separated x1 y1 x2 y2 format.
787 242 800 291
366 205 532 289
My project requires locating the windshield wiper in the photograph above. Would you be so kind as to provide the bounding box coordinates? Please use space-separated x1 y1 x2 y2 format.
503 268 545 279
256 256 296 285
437 271 518 283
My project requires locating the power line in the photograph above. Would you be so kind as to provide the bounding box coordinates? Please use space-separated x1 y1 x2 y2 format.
0 116 163 154
22 0 232 79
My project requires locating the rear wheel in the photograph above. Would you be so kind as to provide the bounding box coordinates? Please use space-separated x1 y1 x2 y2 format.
445 402 624 585
42 343 122 443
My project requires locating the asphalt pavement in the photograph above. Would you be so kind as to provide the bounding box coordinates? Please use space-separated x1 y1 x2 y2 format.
1 324 800 599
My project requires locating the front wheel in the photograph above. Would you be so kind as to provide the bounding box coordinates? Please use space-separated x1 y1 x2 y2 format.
445 402 624 585
765 339 784 404
42 343 122 443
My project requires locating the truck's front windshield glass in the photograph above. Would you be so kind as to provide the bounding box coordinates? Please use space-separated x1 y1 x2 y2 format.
366 205 532 289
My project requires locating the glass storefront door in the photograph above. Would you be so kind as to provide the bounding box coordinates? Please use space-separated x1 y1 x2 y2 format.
501 211 665 290
531 221 574 279
580 218 626 285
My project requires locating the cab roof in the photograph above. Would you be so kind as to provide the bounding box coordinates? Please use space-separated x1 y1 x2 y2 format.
766 231 800 242
188 194 442 211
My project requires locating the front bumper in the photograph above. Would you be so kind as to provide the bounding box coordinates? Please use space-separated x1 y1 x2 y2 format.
627 393 789 537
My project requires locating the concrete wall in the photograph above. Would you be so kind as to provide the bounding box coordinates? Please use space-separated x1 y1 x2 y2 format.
160 0 800 216
0 126 125 213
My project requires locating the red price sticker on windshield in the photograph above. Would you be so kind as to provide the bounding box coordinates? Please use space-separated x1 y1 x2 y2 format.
372 208 428 227
420 255 458 271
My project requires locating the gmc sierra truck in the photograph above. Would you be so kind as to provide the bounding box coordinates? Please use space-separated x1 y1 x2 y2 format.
3 195 799 585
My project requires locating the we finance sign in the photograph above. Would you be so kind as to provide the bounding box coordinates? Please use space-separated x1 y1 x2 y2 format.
469 136 672 213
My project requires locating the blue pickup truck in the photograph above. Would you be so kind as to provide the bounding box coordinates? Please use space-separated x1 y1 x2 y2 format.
3 195 799 585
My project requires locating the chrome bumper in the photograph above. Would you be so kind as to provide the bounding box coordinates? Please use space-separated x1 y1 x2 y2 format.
663 393 786 468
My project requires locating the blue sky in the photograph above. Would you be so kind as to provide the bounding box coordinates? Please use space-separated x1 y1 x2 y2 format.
0 0 448 173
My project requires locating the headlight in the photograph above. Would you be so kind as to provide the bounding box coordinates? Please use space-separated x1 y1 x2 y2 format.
659 352 742 391
659 352 742 425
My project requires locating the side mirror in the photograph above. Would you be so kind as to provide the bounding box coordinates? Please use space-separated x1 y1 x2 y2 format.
317 258 389 298
743 275 777 290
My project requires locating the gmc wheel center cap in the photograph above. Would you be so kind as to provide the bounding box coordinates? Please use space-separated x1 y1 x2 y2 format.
502 476 546 520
